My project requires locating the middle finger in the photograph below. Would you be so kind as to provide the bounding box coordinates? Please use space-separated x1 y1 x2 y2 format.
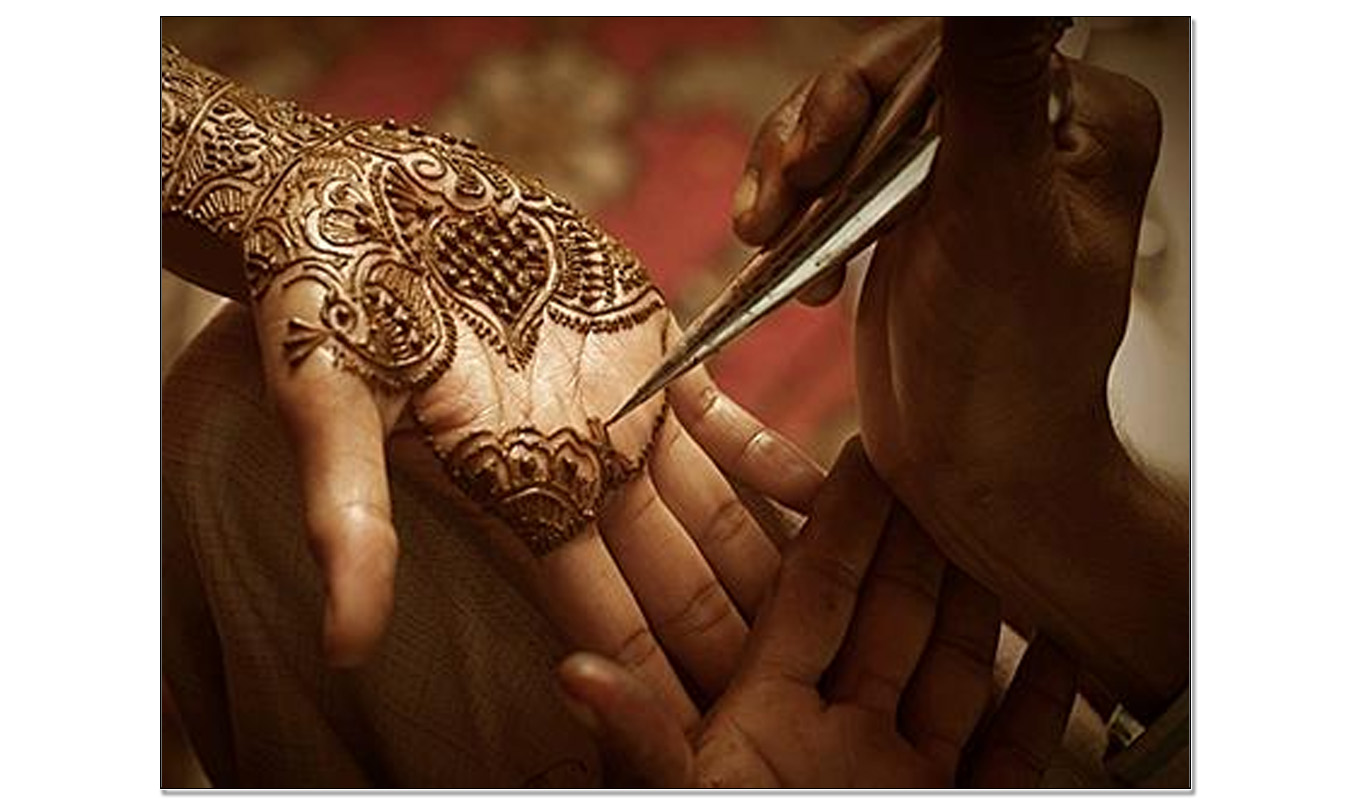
648 420 781 618
600 473 751 702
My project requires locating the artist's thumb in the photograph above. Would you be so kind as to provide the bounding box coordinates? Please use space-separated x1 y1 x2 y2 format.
939 17 1061 172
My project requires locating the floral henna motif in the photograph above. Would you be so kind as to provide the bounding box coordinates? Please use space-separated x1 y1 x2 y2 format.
161 43 669 552
423 402 669 556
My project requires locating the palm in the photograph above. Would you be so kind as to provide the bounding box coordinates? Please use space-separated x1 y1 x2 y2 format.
693 685 946 788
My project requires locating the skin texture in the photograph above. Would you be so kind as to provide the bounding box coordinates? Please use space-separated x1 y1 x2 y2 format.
160 43 826 725
556 440 1079 788
733 18 1188 719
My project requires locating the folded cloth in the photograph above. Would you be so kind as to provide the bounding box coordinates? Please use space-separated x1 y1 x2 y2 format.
162 303 599 788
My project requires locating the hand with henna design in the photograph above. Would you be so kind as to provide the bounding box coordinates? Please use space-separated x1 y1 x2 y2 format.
160 44 824 723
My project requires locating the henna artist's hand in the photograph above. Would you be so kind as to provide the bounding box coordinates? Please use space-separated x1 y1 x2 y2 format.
556 440 1078 788
733 19 1187 718
160 44 824 696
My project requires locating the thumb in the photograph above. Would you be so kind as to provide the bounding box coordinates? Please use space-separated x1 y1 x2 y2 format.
939 17 1064 167
254 277 406 668
557 652 695 787
270 350 401 668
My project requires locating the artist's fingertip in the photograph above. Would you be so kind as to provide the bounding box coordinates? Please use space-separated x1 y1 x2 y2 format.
734 187 793 246
796 267 847 307
732 210 767 246
796 288 831 307
732 213 761 245
796 286 835 307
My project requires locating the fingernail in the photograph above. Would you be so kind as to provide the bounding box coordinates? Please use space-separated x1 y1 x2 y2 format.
733 168 759 219
783 124 809 167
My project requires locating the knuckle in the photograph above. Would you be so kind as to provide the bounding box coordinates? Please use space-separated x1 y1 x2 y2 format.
871 560 942 605
673 380 721 434
658 578 736 639
752 84 811 157
611 626 662 672
612 484 664 538
732 426 773 472
693 382 722 423
813 59 871 120
1114 76 1163 171
306 502 399 570
1067 66 1163 185
852 666 905 708
907 725 965 777
628 485 664 525
788 550 864 607
701 497 757 550
929 631 996 678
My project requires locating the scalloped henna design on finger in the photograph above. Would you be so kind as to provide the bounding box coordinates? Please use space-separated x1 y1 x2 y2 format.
419 402 668 556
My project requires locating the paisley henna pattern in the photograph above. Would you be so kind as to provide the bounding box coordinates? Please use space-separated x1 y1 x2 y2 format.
161 43 665 387
161 43 668 552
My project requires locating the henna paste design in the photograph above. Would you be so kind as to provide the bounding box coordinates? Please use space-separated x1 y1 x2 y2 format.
422 401 669 556
162 44 671 553
160 43 665 387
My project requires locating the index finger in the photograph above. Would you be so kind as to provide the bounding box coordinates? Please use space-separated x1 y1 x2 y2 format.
782 17 940 189
734 17 940 246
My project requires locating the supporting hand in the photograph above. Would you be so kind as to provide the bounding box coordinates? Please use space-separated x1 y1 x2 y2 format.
557 440 1078 788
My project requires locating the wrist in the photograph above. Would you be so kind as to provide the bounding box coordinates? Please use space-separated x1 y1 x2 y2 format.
1022 437 1188 718
916 418 1187 719
161 43 348 297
